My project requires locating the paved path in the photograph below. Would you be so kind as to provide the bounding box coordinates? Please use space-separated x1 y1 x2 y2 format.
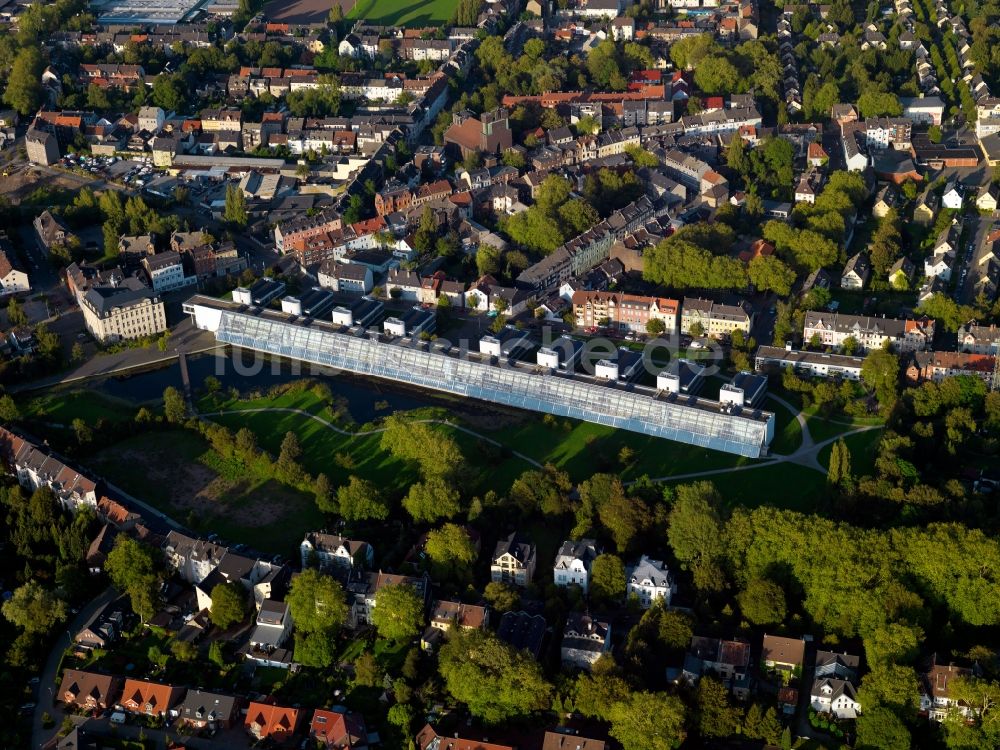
12 321 222 393
767 392 815 451
199 406 545 469
202 405 883 483
33 587 118 750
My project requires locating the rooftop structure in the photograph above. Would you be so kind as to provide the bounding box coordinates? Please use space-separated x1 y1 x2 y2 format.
184 296 774 457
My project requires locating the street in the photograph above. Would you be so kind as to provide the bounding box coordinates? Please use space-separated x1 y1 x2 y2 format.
32 587 118 750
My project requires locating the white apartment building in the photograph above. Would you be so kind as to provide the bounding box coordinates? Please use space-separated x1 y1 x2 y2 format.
143 251 194 293
802 312 933 353
627 555 674 608
80 278 168 343
553 539 599 593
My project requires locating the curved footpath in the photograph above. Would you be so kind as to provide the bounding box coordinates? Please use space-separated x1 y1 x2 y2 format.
201 405 883 482
199 407 546 469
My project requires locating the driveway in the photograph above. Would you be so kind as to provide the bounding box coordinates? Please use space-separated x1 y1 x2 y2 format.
33 587 118 750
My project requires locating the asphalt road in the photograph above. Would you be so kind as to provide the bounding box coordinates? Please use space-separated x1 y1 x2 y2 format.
960 212 996 304
32 587 118 750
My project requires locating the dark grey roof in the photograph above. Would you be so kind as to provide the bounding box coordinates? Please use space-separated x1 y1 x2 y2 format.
177 689 238 723
497 610 546 658
82 278 156 318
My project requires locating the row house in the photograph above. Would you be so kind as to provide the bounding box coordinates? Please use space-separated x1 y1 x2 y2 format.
864 117 912 149
121 679 184 719
957 322 1000 354
572 290 680 334
79 64 144 90
680 105 762 136
274 212 343 254
0 426 99 511
399 37 455 60
802 312 934 353
199 108 242 131
680 298 754 339
516 196 654 290
906 350 996 387
58 670 122 713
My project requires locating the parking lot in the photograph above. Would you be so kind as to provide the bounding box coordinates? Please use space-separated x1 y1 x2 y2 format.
59 153 158 188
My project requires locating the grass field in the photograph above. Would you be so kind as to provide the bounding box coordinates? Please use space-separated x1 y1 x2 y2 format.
89 429 322 555
24 389 142 426
347 0 458 26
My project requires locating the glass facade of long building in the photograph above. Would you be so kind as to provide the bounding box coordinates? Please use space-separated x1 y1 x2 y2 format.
187 297 774 458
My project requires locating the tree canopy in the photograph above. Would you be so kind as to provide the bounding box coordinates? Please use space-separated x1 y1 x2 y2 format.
372 582 426 641
438 629 552 723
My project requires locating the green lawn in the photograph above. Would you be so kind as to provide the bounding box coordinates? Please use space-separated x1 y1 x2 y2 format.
805 411 884 446
765 396 803 456
487 417 757 481
24 389 142 426
347 0 458 26
206 407 535 498
817 428 883 477
662 462 829 513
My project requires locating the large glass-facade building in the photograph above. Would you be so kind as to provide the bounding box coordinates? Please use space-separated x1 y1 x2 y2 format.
185 296 774 458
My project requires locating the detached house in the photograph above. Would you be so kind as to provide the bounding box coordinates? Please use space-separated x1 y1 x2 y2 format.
34 210 76 251
841 251 871 289
491 532 537 587
560 612 611 671
300 532 373 571
810 678 859 718
422 599 489 651
921 661 974 721
810 650 861 719
120 679 184 719
682 636 752 697
761 634 806 674
553 539 600 593
627 555 674 608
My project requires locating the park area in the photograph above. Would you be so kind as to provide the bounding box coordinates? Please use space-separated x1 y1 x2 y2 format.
264 0 458 25
347 0 459 26
21 374 882 557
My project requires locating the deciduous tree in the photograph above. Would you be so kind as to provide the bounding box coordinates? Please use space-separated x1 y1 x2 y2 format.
372 582 425 641
438 629 552 723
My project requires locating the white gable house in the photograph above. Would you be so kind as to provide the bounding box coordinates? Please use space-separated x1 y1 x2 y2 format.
553 539 599 593
627 555 674 608
810 678 861 719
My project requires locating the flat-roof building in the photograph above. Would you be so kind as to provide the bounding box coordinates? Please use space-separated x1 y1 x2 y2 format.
184 295 775 457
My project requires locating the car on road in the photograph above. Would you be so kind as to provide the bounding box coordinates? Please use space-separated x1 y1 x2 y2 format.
19 703 35 715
